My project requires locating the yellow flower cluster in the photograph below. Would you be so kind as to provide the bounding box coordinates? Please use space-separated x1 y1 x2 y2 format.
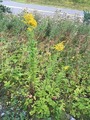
64 66 69 70
23 13 37 29
54 42 65 51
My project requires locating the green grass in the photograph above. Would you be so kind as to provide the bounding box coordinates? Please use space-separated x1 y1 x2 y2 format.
13 0 90 11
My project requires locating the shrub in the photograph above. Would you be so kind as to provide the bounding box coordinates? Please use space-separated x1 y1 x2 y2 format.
83 10 90 24
0 0 11 13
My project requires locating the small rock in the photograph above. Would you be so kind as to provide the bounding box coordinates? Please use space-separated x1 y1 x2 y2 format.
70 116 76 120
1 112 5 117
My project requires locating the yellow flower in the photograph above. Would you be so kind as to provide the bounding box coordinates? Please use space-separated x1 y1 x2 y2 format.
54 42 65 51
29 19 37 27
64 66 70 70
23 13 34 21
23 13 37 28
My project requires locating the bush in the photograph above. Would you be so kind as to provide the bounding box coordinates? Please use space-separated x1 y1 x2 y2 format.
0 0 11 13
83 10 90 24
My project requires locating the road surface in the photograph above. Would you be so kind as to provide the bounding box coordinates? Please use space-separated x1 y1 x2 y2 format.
1 0 84 19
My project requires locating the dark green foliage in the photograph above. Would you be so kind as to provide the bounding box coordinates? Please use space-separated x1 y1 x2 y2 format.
0 5 11 13
83 10 90 24
0 0 11 13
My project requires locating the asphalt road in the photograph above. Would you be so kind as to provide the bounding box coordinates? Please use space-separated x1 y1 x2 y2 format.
1 0 84 18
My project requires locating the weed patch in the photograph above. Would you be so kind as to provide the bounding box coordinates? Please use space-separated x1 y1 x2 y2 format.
0 12 90 120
